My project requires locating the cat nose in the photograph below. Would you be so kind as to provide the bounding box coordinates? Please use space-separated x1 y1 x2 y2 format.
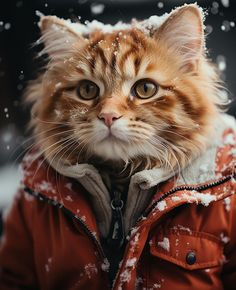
98 112 122 127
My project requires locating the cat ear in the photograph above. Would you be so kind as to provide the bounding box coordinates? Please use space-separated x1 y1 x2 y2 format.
154 4 205 71
38 15 86 61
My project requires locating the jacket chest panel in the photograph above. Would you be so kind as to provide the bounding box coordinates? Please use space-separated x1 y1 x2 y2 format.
31 206 109 290
134 200 233 290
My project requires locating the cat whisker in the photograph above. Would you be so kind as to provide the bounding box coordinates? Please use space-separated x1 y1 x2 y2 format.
30 136 77 182
13 128 76 168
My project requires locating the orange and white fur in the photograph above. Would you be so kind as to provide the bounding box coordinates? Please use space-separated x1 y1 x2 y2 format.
25 4 225 193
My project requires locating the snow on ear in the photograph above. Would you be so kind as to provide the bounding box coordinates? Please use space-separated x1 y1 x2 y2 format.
154 4 205 71
38 15 86 61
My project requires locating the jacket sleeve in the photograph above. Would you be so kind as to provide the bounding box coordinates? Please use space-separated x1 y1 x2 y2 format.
0 190 38 290
222 193 236 289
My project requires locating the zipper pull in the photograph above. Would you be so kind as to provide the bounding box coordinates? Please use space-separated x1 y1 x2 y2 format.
108 190 125 248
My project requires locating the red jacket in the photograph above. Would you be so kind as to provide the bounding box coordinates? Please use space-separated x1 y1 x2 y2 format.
0 123 236 289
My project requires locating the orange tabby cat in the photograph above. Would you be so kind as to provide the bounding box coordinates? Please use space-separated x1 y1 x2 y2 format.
26 4 223 189
1 4 236 290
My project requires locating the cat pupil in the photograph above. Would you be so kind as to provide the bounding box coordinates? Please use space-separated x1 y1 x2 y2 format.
144 83 148 93
86 84 90 94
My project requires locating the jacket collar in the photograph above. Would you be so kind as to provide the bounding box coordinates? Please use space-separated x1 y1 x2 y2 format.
21 114 236 237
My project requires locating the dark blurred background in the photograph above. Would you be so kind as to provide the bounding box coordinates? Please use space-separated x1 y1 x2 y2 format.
0 0 235 214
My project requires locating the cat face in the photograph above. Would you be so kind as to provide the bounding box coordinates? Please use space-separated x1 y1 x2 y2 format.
27 4 222 171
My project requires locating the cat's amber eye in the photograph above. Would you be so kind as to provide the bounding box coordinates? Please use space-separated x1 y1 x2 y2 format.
76 80 100 100
133 79 158 99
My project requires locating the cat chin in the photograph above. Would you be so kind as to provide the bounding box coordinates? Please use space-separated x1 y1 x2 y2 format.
89 137 158 162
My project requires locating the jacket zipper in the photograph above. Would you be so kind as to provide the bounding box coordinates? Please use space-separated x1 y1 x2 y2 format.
107 190 125 249
137 172 235 224
23 187 107 261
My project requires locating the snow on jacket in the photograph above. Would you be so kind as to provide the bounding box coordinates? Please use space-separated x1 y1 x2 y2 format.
0 114 236 290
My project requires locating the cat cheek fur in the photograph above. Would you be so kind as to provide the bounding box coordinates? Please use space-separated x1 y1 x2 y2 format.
25 4 226 173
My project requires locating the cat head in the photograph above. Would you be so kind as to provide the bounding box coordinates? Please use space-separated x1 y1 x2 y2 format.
26 4 224 173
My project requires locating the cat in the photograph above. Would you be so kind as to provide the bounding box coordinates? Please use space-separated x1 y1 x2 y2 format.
25 4 225 195
2 5 236 289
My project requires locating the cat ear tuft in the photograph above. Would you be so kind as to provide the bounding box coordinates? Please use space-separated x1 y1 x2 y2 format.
37 14 86 61
154 4 205 71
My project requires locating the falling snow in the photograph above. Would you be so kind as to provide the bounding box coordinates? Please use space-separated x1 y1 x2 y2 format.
221 20 232 32
221 0 230 8
2 131 12 143
205 24 213 34
230 21 235 27
210 1 219 14
90 3 105 15
157 2 164 9
16 1 23 8
4 23 11 30
217 55 227 71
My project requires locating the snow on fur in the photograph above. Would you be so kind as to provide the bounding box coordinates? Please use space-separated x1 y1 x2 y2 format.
224 133 236 145
37 4 204 37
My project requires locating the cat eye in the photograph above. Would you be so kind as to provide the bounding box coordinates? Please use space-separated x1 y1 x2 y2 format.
133 79 158 99
76 80 100 100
